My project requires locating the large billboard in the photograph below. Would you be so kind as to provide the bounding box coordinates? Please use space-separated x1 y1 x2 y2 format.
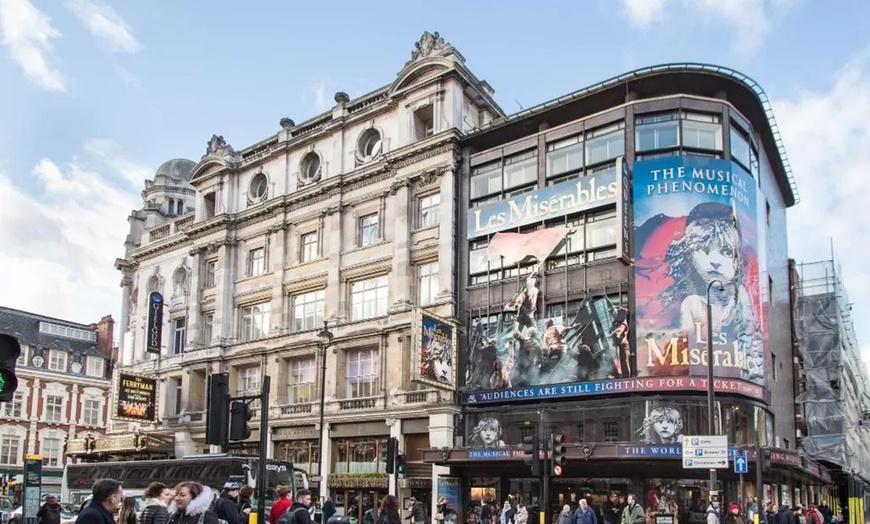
414 310 457 390
115 372 158 422
633 156 764 386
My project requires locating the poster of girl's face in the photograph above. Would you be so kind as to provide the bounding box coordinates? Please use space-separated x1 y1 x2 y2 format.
638 404 683 444
468 415 507 448
632 156 766 386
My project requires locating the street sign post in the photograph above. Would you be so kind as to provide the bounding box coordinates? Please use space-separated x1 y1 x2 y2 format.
682 435 728 469
734 454 748 474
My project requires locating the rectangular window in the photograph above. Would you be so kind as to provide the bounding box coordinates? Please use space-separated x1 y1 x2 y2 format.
16 346 26 366
237 366 260 395
470 162 502 201
346 349 379 398
38 322 97 342
350 276 389 321
546 135 584 178
83 399 100 426
2 391 23 418
585 122 625 165
414 106 435 140
586 208 618 252
48 350 67 372
204 260 217 288
682 113 723 150
203 314 214 345
358 213 380 247
418 193 440 229
503 150 537 190
300 231 319 263
288 358 316 404
85 356 104 378
766 200 771 226
45 395 63 422
173 318 186 355
0 436 19 465
293 290 325 332
418 262 439 306
173 378 183 415
42 437 62 467
635 113 680 152
549 216 585 268
248 247 266 276
241 303 270 342
730 126 752 168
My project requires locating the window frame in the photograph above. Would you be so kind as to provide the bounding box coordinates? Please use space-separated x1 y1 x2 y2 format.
300 231 320 263
350 276 389 321
418 193 441 229
357 213 380 247
247 247 266 277
292 289 326 333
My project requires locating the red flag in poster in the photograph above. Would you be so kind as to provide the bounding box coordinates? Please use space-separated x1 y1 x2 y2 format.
485 227 571 268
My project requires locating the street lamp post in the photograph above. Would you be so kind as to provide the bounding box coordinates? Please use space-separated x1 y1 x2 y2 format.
317 321 334 503
706 279 724 504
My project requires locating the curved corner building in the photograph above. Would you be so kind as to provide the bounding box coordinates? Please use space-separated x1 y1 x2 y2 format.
443 64 831 515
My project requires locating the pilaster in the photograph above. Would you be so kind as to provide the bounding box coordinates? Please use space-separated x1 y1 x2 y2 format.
389 182 413 313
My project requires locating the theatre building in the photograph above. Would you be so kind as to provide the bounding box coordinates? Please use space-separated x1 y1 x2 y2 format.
427 64 836 520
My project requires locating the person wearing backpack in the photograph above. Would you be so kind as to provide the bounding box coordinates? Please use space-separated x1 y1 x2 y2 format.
278 489 314 524
378 495 401 524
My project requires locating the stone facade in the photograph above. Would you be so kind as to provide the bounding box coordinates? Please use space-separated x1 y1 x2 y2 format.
114 32 501 513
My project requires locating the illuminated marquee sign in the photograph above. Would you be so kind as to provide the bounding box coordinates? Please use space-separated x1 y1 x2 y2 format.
467 169 617 239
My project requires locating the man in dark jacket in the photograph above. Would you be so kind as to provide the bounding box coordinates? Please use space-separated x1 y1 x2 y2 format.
774 504 795 524
406 498 424 524
37 496 62 524
75 479 123 524
278 489 313 524
215 480 244 524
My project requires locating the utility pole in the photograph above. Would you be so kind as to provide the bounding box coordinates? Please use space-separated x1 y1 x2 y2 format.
256 376 270 524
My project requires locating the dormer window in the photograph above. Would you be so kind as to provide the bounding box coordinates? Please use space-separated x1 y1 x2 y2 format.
356 129 383 165
299 153 322 184
414 106 435 141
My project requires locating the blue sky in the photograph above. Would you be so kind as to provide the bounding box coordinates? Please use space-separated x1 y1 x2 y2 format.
0 0 868 359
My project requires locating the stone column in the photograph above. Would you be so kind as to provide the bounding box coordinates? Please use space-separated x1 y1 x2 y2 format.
389 181 412 313
269 223 287 334
119 275 132 364
323 205 343 320
69 384 80 426
319 422 332 501
217 241 237 341
437 167 456 316
187 251 201 348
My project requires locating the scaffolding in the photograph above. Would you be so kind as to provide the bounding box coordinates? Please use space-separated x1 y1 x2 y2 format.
794 259 870 482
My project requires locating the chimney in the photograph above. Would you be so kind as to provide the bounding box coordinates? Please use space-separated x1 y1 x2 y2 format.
96 315 115 361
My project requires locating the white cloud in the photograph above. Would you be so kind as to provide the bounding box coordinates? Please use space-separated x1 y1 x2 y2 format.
776 46 870 353
113 64 141 90
0 142 144 325
64 0 140 54
302 80 329 112
0 0 66 92
619 0 786 53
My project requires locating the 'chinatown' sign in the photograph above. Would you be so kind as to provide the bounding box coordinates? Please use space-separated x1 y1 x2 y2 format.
115 373 158 422
467 169 617 239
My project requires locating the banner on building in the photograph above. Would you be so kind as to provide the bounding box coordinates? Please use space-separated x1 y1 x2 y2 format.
632 155 765 387
435 477 463 524
146 292 163 354
414 310 457 390
615 156 632 264
115 372 158 422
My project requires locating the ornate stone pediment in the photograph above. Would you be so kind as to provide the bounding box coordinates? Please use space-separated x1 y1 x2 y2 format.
406 31 454 65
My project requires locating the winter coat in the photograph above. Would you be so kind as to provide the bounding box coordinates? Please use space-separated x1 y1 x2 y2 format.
514 508 528 524
279 502 312 524
75 500 116 524
774 507 795 524
214 493 243 524
140 500 170 524
707 507 721 524
622 505 645 524
269 499 292 524
409 503 425 523
575 508 597 524
38 502 62 524
557 512 572 524
167 487 221 524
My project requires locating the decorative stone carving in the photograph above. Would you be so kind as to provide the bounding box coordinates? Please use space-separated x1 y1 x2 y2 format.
417 170 441 188
205 134 235 156
130 286 138 316
334 91 350 104
171 259 190 297
388 177 410 195
410 31 448 62
321 203 344 217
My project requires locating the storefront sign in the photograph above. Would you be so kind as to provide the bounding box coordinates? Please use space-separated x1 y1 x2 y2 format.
467 170 617 239
115 373 158 422
461 375 764 405
436 477 463 524
617 445 758 459
615 156 631 263
273 426 319 440
468 449 516 460
146 292 163 354
769 449 802 467
23 454 42 524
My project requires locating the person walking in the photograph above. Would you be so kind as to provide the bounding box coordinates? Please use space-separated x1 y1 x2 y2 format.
277 488 314 524
37 496 62 524
214 480 244 524
269 486 292 524
237 487 254 524
556 505 573 524
574 500 597 524
378 495 402 524
140 482 172 524
622 495 645 524
119 497 138 524
167 482 219 524
76 479 124 524
406 498 425 524
321 498 336 524
723 504 746 524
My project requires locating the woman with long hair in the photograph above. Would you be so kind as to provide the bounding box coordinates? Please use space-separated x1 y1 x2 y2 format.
141 483 173 524
379 495 401 524
119 497 138 524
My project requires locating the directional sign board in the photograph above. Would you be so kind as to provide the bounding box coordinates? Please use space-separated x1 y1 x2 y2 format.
682 435 728 469
734 454 748 474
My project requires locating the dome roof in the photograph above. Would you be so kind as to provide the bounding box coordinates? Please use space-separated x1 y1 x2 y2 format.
154 158 196 182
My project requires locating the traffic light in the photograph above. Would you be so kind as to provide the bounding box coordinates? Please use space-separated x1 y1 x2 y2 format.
551 434 567 475
0 334 21 402
761 449 772 473
523 433 541 476
229 401 253 441
206 373 229 446
396 453 406 475
386 437 398 474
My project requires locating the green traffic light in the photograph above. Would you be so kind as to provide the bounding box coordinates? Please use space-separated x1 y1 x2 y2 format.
0 373 6 391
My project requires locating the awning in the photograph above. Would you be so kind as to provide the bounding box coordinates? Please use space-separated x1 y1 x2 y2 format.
66 431 174 457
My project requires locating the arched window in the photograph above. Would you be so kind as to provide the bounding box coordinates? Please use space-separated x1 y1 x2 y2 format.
249 173 269 203
356 129 383 165
299 153 322 183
